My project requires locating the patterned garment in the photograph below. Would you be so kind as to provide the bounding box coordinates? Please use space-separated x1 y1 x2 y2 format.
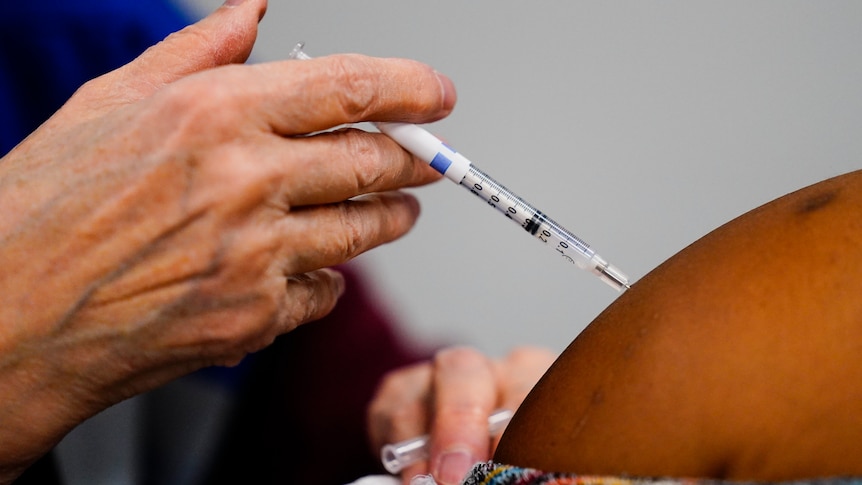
459 462 862 485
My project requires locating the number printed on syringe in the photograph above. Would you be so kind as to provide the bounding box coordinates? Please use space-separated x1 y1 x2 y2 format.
460 163 628 291
288 42 630 291
465 166 590 255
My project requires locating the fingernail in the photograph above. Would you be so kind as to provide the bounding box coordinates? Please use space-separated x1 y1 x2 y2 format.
326 269 346 297
334 272 346 297
223 0 246 6
404 193 421 218
434 450 475 485
435 71 457 113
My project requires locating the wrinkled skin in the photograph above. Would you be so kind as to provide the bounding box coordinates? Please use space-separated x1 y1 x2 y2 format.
0 0 457 481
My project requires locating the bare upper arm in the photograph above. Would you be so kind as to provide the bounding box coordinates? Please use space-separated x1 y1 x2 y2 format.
495 170 862 480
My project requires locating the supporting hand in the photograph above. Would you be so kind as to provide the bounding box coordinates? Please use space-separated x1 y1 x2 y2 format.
368 346 556 485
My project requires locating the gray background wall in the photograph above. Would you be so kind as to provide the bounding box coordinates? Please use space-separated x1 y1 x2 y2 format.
182 0 862 356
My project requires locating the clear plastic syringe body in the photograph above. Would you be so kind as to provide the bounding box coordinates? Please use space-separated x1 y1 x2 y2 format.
287 43 630 291
460 162 629 290
375 121 630 291
380 409 514 474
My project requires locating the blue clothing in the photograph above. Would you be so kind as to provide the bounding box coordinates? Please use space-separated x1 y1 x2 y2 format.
2 2 437 483
4 5 194 483
0 0 190 155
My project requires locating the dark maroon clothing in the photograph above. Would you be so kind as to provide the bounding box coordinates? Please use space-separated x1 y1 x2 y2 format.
203 264 434 484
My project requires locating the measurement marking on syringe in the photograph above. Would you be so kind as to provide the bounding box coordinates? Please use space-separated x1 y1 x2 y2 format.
524 213 540 235
289 42 632 291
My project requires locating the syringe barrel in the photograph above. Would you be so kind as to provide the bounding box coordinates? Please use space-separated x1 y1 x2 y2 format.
459 164 629 291
287 42 631 291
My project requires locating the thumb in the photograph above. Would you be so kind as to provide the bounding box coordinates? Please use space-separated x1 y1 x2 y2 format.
95 0 267 103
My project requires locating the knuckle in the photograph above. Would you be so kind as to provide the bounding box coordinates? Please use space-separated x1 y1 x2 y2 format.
338 130 387 190
280 272 341 327
334 203 366 257
506 346 542 363
165 26 221 69
377 365 420 395
73 76 107 101
158 72 243 137
387 401 426 435
193 296 280 354
328 55 377 120
374 369 404 397
435 401 488 427
434 345 488 370
282 279 319 325
505 345 557 368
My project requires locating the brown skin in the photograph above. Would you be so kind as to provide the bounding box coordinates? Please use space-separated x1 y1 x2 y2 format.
495 169 862 480
0 0 457 482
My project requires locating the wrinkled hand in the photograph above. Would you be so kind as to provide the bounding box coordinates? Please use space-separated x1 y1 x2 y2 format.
0 0 455 479
368 346 556 485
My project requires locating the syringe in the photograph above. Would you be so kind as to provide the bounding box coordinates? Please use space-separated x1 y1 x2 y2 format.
288 43 630 291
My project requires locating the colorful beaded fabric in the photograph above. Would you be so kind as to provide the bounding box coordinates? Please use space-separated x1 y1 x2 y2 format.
460 462 862 485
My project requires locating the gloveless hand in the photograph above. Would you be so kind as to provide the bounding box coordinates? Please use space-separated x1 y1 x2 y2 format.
0 0 454 480
368 346 556 485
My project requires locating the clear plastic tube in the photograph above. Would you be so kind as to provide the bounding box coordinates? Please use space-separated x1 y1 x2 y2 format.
380 409 514 474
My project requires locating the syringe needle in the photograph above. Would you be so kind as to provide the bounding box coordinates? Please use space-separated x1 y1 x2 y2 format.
288 43 631 291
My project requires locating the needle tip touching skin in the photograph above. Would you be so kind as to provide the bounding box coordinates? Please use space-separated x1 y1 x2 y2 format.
497 170 862 481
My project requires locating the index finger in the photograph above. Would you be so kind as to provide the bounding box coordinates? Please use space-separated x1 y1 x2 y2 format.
428 347 497 485
241 54 457 135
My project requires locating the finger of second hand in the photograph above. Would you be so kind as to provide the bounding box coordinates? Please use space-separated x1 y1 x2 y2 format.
494 347 558 415
429 347 498 484
276 192 421 276
368 363 434 453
